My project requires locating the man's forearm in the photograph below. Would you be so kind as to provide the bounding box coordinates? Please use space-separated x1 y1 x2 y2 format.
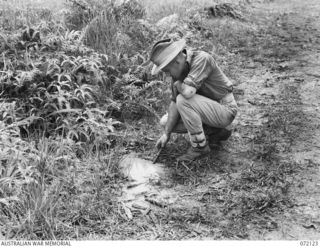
164 101 180 136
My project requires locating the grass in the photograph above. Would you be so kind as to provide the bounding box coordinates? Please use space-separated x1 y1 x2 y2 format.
0 0 66 30
82 1 151 56
142 0 211 22
1 133 129 239
142 0 245 22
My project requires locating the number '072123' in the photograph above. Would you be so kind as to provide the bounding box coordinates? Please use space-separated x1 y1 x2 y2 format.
300 241 319 246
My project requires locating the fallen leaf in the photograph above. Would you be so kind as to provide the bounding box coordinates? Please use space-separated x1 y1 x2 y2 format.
132 201 149 210
145 197 167 208
122 203 133 220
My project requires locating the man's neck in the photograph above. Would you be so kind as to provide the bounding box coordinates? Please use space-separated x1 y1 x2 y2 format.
178 61 190 81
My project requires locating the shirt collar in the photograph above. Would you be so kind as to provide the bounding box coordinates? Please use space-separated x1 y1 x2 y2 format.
186 49 193 65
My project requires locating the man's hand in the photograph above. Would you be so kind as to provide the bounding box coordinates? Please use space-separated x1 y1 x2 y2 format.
156 133 170 149
174 81 196 99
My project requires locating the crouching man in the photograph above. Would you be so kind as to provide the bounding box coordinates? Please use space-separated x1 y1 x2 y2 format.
150 39 238 161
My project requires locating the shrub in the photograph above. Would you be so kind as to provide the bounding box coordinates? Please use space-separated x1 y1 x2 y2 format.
65 0 155 57
65 0 146 30
0 0 56 31
0 25 122 148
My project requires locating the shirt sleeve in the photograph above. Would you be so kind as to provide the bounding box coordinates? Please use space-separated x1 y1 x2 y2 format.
184 52 213 90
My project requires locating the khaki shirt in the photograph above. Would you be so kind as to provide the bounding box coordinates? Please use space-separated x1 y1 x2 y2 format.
172 50 233 102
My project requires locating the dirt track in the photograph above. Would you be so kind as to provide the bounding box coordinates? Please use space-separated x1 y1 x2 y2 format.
222 0 320 239
259 0 320 240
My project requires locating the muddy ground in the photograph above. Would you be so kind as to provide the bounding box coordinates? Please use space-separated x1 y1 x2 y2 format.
117 0 320 240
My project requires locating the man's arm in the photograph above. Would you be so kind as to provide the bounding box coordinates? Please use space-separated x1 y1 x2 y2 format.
164 101 180 136
156 101 180 149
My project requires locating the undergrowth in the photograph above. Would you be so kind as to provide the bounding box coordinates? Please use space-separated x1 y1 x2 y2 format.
0 0 300 240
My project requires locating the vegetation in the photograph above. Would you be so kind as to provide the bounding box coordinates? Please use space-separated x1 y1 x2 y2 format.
0 0 313 240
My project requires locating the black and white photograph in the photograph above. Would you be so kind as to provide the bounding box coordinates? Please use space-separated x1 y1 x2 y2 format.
0 0 319 243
